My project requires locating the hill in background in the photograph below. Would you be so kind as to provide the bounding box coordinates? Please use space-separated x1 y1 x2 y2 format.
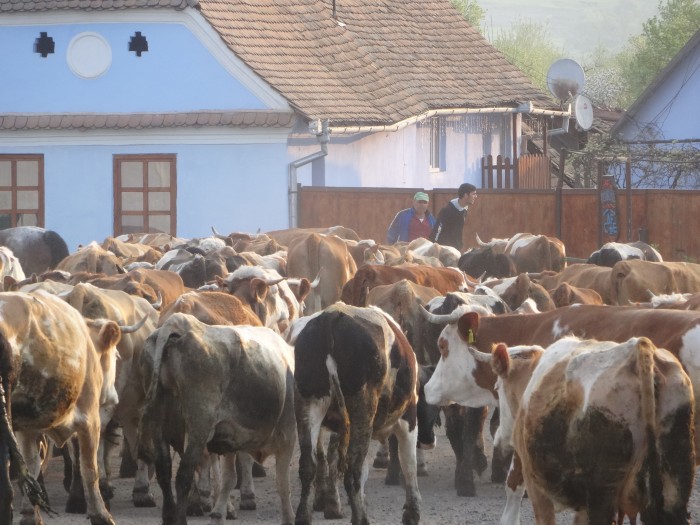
478 0 660 59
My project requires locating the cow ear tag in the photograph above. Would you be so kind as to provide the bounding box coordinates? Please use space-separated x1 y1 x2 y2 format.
468 329 475 344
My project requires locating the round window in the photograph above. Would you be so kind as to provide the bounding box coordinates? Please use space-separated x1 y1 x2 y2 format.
67 32 112 79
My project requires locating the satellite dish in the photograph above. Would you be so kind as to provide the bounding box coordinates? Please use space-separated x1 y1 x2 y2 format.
546 58 586 102
573 94 594 131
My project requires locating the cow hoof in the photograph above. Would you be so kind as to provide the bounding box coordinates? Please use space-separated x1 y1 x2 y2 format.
208 511 224 525
456 484 476 497
19 511 40 525
252 461 267 478
372 455 389 469
187 501 205 517
226 501 238 520
65 495 87 514
384 470 401 486
402 507 420 525
99 480 115 501
132 489 156 508
323 507 344 519
239 493 256 510
88 514 116 525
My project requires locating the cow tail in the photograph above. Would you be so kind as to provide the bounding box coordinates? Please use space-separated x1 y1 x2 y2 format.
0 332 55 519
636 337 664 519
326 351 350 475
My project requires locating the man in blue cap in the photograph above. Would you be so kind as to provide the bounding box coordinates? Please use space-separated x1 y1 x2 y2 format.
386 191 436 244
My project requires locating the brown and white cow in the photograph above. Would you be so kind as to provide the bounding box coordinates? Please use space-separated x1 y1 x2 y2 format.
535 263 614 304
61 282 159 507
423 304 700 476
220 266 301 335
89 267 186 310
101 236 163 265
503 233 567 273
548 281 604 307
287 233 357 314
57 242 124 276
492 336 694 525
137 313 297 525
293 303 421 525
611 259 700 305
1 290 121 525
485 273 555 312
341 263 466 306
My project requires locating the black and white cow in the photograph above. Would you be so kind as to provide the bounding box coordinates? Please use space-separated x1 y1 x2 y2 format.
137 313 297 525
293 303 421 525
587 241 663 267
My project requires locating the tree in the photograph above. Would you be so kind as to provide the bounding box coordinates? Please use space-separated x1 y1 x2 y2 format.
618 0 700 104
491 20 564 95
451 0 485 30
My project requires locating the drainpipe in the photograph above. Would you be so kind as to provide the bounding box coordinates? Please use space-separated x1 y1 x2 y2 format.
288 119 329 228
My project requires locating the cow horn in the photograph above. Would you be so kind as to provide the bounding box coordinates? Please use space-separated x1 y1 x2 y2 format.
211 226 228 240
266 277 285 286
475 233 488 246
418 304 466 324
468 345 492 363
310 272 321 289
119 315 150 334
150 291 163 310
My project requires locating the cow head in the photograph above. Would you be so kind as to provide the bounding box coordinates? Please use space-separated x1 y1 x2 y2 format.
84 318 122 425
422 309 498 408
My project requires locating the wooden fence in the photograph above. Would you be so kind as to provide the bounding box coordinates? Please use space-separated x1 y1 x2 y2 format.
481 154 550 189
297 185 700 262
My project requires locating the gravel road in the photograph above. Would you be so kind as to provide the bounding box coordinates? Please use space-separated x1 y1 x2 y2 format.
21 421 700 525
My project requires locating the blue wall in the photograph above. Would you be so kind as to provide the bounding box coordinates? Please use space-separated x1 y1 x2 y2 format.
0 143 290 250
1 23 266 113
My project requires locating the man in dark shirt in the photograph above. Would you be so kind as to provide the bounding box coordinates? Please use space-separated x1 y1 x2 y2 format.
429 183 478 251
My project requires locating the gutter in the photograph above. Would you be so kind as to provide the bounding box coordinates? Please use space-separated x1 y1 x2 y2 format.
288 119 329 228
327 105 570 134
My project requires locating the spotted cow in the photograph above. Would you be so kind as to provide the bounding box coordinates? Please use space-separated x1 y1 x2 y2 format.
492 336 694 525
422 303 700 502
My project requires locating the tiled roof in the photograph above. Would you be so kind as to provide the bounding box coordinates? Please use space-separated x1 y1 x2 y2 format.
3 0 555 126
0 0 191 12
0 111 295 130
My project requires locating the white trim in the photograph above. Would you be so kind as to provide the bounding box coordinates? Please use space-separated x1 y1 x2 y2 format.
0 127 291 146
3 9 291 110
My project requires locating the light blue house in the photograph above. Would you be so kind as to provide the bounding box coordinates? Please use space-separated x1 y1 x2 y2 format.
612 30 700 188
0 0 559 249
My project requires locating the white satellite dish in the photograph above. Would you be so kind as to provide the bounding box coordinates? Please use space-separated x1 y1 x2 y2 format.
573 94 594 131
546 58 586 102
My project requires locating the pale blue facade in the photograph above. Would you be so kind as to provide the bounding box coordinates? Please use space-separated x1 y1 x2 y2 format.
1 23 266 113
0 11 294 249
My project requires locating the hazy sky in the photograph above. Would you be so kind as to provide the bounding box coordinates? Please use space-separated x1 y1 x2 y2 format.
477 0 661 60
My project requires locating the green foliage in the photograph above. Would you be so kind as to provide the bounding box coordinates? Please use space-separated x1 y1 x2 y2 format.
491 20 564 94
617 0 700 104
451 0 485 30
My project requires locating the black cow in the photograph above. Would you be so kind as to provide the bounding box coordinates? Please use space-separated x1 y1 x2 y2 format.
458 246 518 279
0 226 69 276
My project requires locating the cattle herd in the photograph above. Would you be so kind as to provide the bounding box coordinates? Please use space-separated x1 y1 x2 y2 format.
1 224 699 525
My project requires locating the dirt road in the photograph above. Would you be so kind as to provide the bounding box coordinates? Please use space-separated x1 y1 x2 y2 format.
23 423 700 524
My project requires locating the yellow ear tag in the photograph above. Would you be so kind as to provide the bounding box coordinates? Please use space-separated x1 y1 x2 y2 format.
468 329 475 344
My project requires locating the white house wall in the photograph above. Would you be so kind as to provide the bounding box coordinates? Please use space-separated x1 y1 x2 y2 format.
617 46 700 141
291 113 512 190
